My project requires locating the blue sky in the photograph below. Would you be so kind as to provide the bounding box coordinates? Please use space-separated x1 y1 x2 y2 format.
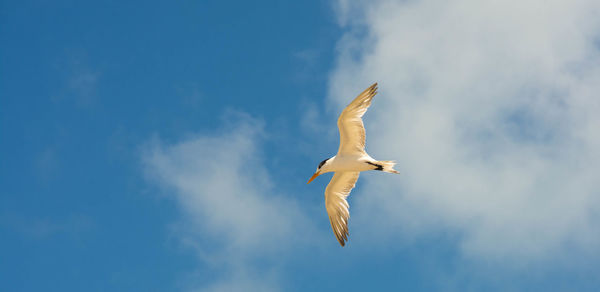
3 0 600 291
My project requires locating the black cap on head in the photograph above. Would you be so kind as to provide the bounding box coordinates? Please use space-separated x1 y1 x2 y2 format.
318 158 328 169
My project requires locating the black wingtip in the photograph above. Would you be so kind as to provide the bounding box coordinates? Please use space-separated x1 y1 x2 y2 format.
370 83 379 95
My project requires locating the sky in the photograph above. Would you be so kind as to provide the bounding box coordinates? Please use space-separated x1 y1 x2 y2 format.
2 0 600 291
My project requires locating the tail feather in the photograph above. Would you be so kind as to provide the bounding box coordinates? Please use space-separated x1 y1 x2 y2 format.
377 160 400 174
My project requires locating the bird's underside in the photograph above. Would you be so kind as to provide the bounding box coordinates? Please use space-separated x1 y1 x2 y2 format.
317 82 399 246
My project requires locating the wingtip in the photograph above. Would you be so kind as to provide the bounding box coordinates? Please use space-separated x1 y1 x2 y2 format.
338 231 349 247
368 83 378 97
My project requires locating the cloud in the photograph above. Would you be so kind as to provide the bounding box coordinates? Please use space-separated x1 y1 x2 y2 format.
2 213 93 239
35 147 60 182
142 113 313 291
329 0 600 262
52 49 100 106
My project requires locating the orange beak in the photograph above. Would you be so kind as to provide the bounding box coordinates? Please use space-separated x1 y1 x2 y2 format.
306 171 321 184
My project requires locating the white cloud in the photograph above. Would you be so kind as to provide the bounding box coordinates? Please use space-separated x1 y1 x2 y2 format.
329 0 600 261
142 113 313 291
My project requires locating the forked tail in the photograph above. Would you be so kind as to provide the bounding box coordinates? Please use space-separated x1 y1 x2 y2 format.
377 160 400 174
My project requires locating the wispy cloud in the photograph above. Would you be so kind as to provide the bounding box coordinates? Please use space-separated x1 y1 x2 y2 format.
52 49 100 106
35 147 60 183
2 213 93 239
330 0 600 262
142 113 314 291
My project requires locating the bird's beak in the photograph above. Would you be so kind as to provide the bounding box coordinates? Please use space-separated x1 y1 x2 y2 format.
307 171 321 184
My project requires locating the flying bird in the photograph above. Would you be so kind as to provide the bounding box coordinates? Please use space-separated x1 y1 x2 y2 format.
307 83 399 246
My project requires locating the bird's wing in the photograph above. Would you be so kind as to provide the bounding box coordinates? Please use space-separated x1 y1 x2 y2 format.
325 171 360 246
337 83 378 155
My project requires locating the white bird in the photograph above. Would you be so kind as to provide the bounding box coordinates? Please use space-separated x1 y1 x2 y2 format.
307 83 399 246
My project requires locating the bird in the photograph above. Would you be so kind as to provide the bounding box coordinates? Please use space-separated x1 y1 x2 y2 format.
307 82 399 247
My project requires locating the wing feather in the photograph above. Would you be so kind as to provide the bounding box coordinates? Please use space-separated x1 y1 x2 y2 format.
325 171 360 246
337 83 378 155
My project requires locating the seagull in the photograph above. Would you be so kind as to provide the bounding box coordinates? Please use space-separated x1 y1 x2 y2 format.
307 83 399 247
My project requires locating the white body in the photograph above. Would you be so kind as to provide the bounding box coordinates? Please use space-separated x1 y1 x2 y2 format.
308 83 399 247
321 154 376 173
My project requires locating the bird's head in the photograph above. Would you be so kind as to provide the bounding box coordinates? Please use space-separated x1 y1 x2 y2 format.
307 157 332 184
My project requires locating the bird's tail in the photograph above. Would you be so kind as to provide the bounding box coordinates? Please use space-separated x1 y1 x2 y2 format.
377 160 400 174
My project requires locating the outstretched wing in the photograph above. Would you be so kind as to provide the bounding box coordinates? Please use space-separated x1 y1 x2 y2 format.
337 83 378 155
325 171 360 246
